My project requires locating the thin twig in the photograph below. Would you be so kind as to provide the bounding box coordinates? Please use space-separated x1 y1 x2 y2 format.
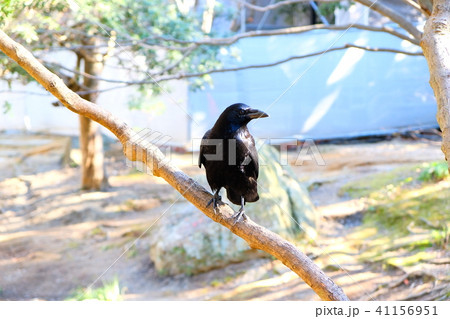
45 44 423 87
153 23 420 46
353 0 423 40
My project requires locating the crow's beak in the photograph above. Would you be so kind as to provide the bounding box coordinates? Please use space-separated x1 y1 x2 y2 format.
247 109 269 119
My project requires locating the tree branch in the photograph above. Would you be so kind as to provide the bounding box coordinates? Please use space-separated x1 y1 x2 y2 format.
417 0 433 16
0 29 349 301
399 0 430 17
353 0 423 40
151 44 423 83
234 0 336 12
48 43 422 89
154 23 420 46
236 0 428 20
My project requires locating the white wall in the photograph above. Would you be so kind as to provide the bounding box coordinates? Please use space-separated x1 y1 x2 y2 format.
0 52 190 146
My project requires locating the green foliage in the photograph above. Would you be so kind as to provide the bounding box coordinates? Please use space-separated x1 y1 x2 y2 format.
210 279 221 287
339 164 419 199
66 277 123 301
3 101 11 114
90 226 107 237
318 1 352 24
126 244 138 258
340 161 449 200
418 161 449 182
340 162 450 270
318 1 351 17
0 0 223 105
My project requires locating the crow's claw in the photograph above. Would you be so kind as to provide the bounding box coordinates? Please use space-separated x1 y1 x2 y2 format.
207 192 222 214
232 199 247 225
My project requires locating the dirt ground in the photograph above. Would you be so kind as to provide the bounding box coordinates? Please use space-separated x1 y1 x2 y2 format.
0 133 448 300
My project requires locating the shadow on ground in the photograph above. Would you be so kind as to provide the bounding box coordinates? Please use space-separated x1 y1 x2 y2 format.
0 134 448 300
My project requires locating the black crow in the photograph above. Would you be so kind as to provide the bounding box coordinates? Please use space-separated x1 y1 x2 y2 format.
199 103 269 222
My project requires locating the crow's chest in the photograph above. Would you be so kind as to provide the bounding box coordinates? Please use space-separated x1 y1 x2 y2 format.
203 133 251 170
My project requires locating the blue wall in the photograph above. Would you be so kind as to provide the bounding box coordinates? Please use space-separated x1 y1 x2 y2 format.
188 28 436 142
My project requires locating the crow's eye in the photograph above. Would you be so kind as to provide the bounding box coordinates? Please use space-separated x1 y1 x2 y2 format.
239 109 246 115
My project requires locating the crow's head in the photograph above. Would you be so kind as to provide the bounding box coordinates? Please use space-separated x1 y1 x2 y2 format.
218 103 268 129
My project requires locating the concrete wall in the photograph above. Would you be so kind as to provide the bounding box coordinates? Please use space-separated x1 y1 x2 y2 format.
1 28 436 147
188 28 436 143
0 52 190 146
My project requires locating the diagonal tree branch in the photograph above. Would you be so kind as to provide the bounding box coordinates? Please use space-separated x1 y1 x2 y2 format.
399 0 430 17
417 0 433 16
353 0 423 40
0 29 349 301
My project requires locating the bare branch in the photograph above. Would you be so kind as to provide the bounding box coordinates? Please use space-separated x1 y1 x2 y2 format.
45 62 140 85
0 29 349 301
399 0 430 17
353 0 423 40
155 23 420 46
344 43 423 55
234 0 336 12
235 0 428 26
47 43 422 88
417 0 433 16
152 44 423 83
236 0 427 19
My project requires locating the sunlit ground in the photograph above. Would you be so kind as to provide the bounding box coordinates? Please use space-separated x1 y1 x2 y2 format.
0 134 448 300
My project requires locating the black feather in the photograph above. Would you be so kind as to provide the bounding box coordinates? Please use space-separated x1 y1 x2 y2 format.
199 103 268 209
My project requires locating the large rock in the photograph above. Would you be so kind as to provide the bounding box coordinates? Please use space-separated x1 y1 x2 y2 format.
149 144 318 275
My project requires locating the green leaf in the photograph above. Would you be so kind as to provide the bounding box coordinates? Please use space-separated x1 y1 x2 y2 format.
3 101 12 114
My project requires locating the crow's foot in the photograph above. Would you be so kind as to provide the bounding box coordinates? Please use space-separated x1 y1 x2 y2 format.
232 208 247 225
207 191 222 213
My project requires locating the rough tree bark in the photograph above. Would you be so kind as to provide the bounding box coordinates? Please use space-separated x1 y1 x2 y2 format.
421 0 450 170
0 30 349 301
79 39 108 190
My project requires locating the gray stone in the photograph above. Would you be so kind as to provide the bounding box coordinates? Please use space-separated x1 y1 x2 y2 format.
149 144 318 275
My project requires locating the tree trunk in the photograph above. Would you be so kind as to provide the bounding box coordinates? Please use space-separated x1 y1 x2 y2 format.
421 0 450 170
79 44 108 190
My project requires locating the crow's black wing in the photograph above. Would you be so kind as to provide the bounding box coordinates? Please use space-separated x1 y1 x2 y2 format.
241 132 259 179
198 129 211 168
